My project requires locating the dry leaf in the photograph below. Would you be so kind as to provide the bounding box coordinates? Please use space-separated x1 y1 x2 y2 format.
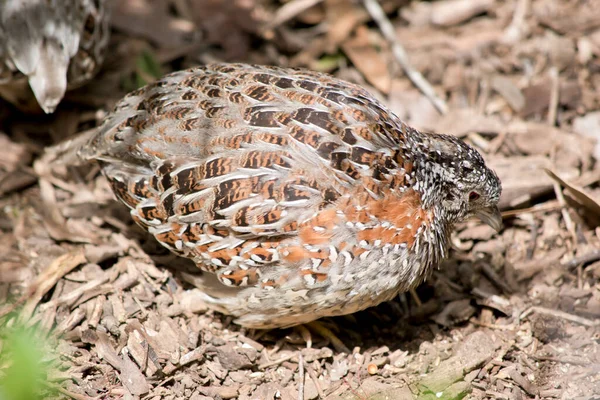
545 169 600 217
430 0 494 27
341 26 391 94
111 0 196 48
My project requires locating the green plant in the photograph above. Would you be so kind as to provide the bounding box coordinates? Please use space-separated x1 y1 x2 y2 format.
0 321 55 400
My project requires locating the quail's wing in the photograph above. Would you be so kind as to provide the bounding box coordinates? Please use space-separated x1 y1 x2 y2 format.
86 64 423 286
86 64 408 226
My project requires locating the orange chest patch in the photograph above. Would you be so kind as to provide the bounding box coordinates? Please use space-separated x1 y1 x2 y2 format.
349 189 433 248
298 208 339 246
296 189 433 252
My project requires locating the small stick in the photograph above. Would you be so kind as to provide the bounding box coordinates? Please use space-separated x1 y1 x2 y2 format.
552 181 577 242
561 249 600 269
480 263 514 294
487 131 508 154
472 287 511 307
307 365 325 399
267 0 324 29
530 355 590 366
520 306 598 327
547 67 560 126
259 353 297 369
503 0 530 43
45 382 99 400
362 0 448 114
469 317 515 331
500 200 562 217
297 353 305 400
525 218 538 260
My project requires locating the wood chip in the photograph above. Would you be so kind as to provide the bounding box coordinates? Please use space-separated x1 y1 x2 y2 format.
430 0 495 27
341 26 391 94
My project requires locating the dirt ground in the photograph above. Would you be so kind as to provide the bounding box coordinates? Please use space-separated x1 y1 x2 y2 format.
1 0 600 399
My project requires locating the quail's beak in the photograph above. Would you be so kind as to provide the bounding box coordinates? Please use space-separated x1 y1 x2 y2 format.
475 205 503 232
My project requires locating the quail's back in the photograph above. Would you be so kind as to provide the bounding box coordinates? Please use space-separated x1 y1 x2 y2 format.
0 0 110 113
79 64 502 328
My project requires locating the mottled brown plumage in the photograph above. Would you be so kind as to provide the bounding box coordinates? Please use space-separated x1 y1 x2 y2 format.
69 63 501 328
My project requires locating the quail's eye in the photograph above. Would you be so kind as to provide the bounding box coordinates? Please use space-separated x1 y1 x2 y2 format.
468 191 480 201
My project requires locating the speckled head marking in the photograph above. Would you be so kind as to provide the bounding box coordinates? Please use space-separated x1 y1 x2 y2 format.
78 63 502 329
405 132 502 230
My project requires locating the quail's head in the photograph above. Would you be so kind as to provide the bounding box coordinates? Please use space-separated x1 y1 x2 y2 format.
412 133 502 231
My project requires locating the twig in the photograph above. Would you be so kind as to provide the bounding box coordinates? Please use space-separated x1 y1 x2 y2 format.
307 364 325 399
573 168 600 187
561 250 600 269
44 382 99 400
362 0 448 114
258 353 297 369
503 0 530 43
553 181 577 241
19 250 87 322
344 375 368 400
530 355 590 366
297 352 305 400
469 317 515 331
520 306 599 327
525 218 538 260
38 276 109 310
472 287 511 307
547 67 559 126
266 0 324 29
480 263 514 294
485 390 512 399
500 200 562 217
476 78 491 114
487 131 508 154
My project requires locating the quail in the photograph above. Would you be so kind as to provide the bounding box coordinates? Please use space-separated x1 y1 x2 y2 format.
57 64 502 329
0 0 110 113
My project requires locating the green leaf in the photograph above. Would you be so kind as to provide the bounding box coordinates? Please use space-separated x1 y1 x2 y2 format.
0 321 55 400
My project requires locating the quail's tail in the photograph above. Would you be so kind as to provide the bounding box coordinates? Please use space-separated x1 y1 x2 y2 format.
41 129 98 167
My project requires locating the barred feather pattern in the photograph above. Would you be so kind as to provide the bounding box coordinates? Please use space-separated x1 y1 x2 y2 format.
0 0 110 113
78 64 501 328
